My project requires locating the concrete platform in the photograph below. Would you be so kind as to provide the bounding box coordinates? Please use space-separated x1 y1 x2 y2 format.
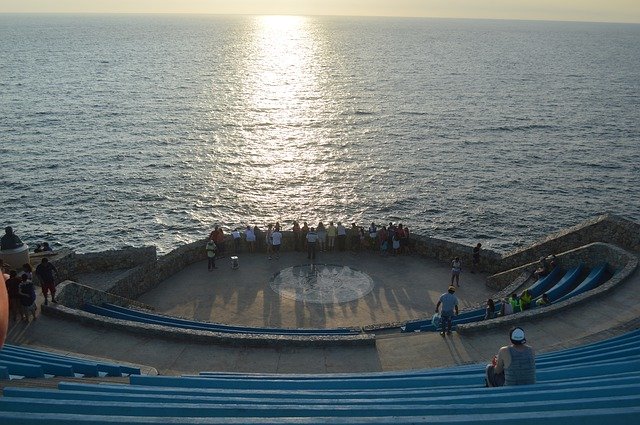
4 248 640 376
138 250 493 330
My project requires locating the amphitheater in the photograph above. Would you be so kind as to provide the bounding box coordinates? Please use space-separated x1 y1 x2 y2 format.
1 213 639 424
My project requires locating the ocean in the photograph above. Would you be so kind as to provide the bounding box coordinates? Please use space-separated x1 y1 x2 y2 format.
1 14 639 254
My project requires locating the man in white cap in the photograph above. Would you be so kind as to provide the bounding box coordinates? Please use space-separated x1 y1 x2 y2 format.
435 285 459 336
486 327 536 387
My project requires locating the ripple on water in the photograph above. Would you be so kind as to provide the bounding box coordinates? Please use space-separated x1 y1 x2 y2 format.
0 15 638 254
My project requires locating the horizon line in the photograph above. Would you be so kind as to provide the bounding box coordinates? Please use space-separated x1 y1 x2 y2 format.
1 12 639 25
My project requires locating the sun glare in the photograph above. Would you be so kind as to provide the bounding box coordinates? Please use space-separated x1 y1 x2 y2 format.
248 16 314 113
240 15 326 181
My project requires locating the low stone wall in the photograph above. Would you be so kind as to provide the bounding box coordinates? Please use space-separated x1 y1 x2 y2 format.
487 242 632 290
497 214 639 273
107 262 159 299
457 244 638 335
46 214 640 345
157 239 208 283
42 304 376 348
71 246 157 274
411 234 501 274
48 215 640 315
55 280 153 310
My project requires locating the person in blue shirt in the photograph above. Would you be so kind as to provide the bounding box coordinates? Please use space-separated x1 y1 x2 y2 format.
435 286 459 336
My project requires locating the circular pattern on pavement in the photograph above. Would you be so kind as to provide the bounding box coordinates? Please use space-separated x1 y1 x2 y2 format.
270 264 375 304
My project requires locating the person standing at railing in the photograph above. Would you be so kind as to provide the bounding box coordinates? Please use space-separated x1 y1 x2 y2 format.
306 227 318 260
206 238 218 271
271 226 283 260
486 327 536 387
471 243 482 273
327 222 337 251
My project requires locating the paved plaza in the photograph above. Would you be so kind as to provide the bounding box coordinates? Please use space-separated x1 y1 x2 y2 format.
5 248 640 375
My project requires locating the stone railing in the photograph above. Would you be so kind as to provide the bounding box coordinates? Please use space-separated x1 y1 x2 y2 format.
54 280 153 310
46 214 640 310
46 214 640 344
487 242 632 290
496 214 639 273
457 242 638 335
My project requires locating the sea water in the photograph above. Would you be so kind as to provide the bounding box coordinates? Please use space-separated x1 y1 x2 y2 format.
1 14 638 253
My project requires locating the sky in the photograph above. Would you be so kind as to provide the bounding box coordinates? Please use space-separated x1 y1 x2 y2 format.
0 0 639 24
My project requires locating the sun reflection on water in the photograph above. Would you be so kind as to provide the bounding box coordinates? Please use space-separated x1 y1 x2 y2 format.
241 15 326 179
195 15 356 229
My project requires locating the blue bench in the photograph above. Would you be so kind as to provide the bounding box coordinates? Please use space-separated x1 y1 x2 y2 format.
555 263 608 303
2 392 640 418
6 379 640 406
0 344 140 378
1 310 638 424
0 353 75 377
527 266 563 297
0 359 44 378
1 407 639 425
541 264 585 302
85 303 359 336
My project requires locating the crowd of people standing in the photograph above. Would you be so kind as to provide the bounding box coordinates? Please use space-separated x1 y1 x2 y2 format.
205 220 417 267
2 257 59 324
209 221 414 257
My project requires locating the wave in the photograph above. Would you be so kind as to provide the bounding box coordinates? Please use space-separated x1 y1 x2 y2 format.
480 124 556 132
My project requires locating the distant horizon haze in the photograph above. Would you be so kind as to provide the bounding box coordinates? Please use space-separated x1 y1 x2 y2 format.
0 0 639 24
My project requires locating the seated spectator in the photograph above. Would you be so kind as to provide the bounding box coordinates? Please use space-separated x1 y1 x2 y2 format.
500 298 513 316
548 254 557 269
1 226 24 251
42 242 53 252
486 327 536 387
33 244 43 253
509 292 523 313
533 256 550 279
536 293 551 307
484 298 496 320
520 289 532 310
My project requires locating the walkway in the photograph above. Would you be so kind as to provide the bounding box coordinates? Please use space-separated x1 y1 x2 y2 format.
4 248 639 375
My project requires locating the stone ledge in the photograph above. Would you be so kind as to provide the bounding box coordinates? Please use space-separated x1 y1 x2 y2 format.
457 245 638 335
487 241 632 290
55 280 155 311
41 305 376 348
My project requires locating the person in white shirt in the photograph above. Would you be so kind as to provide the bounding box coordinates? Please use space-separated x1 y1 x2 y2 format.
271 226 283 260
244 226 256 253
451 256 462 287
306 227 318 260
231 228 241 253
